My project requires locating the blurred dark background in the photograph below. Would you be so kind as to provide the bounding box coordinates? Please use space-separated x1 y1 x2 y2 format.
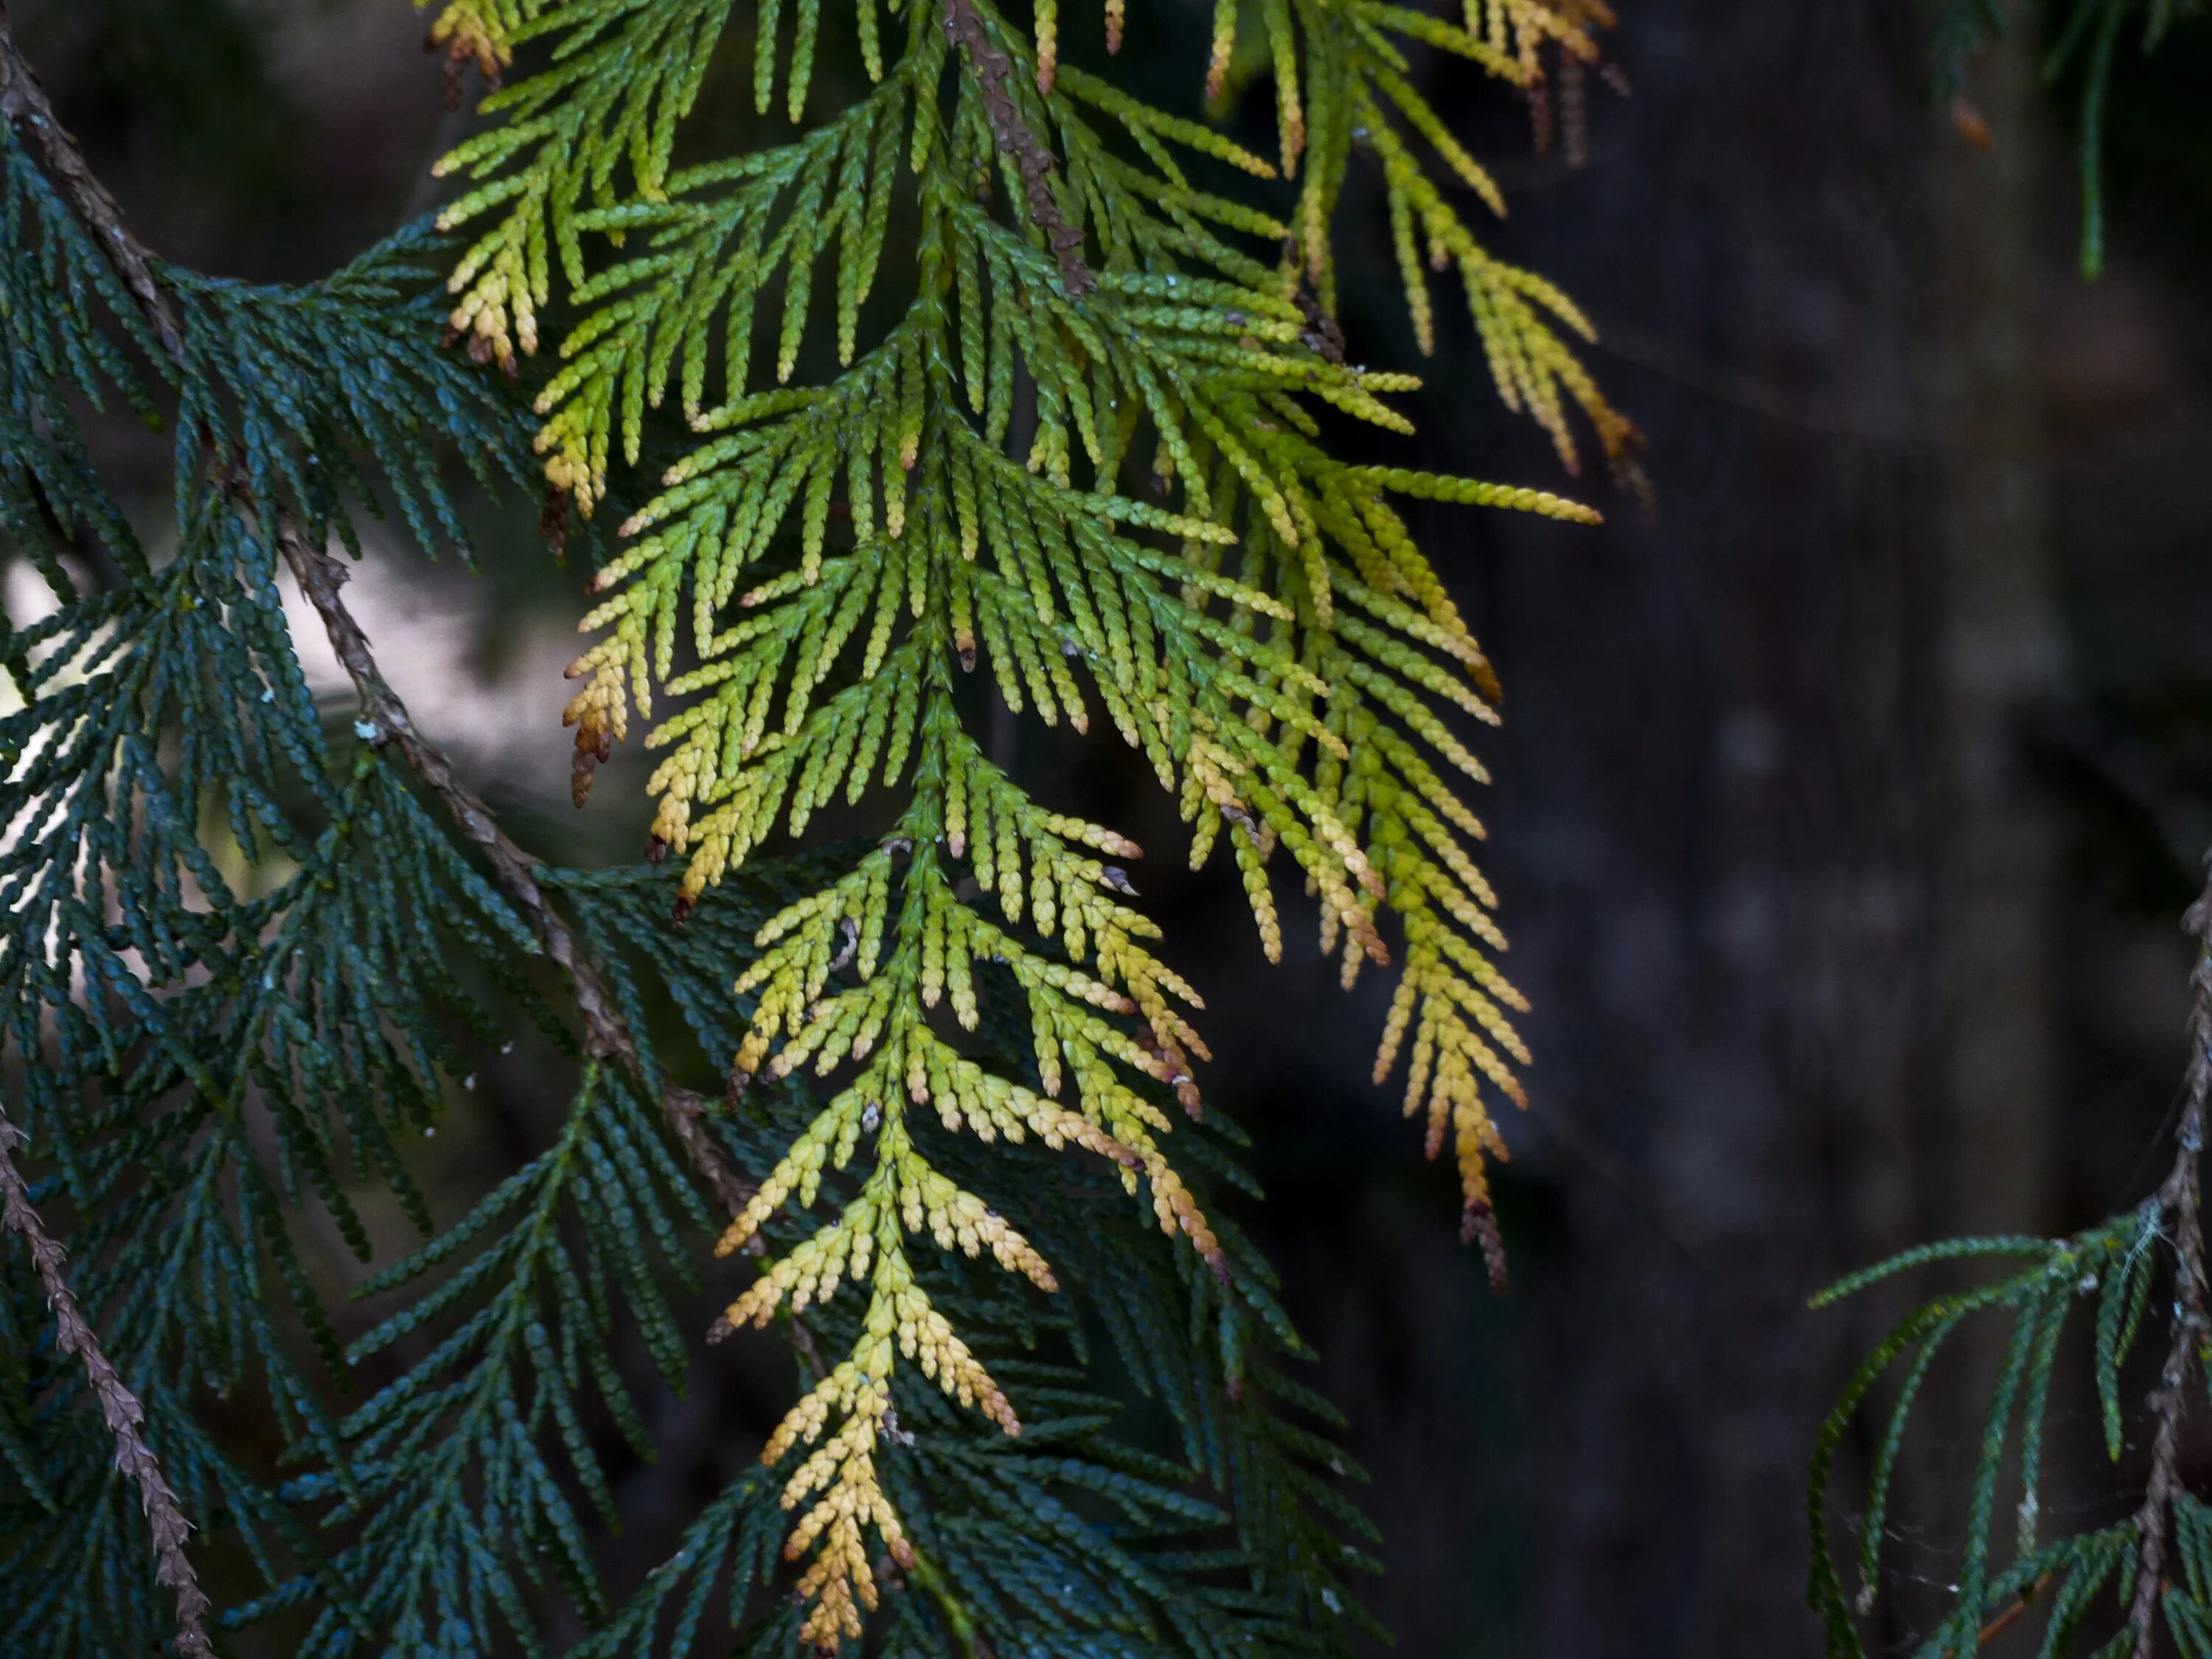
12 1 2212 1654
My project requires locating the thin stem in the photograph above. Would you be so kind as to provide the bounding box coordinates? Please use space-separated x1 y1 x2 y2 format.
939 0 1093 294
2125 861 2212 1657
1975 1573 2051 1648
0 1106 212 1658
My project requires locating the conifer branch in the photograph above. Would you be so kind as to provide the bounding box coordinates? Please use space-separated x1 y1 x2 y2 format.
479 2 1618 1632
0 1106 212 1659
0 4 757 1227
2124 869 2212 1657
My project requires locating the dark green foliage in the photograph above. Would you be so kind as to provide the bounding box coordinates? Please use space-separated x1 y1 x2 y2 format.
1821 18 2212 1657
0 108 555 1654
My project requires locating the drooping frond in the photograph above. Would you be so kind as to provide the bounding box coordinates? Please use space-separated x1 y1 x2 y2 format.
1808 1221 2153 1658
548 858 1385 1656
428 0 1621 1635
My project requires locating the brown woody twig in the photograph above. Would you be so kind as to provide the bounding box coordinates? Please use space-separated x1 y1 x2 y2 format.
0 1107 212 1658
2124 865 2212 1658
1971 1572 2051 1650
0 1 182 358
939 0 1093 296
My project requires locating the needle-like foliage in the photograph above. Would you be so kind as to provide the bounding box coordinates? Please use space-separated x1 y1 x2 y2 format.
416 0 1628 1638
1 1 1625 1652
0 100 561 1653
